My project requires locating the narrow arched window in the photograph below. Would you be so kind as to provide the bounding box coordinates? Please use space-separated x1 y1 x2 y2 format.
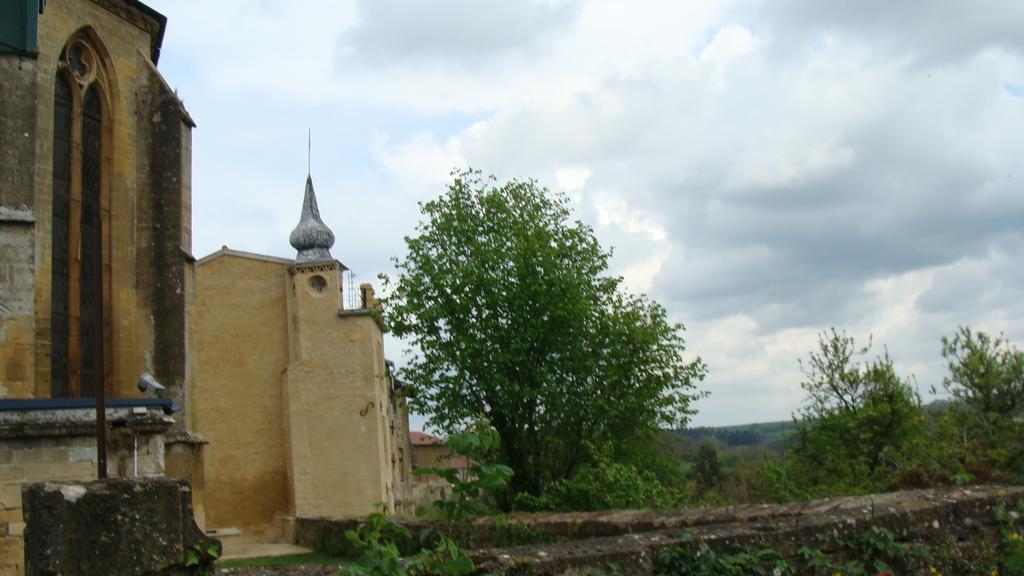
79 85 104 398
50 34 110 398
50 74 72 397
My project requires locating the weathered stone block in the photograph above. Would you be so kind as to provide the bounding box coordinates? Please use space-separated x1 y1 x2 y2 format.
0 535 23 564
0 481 18 508
22 478 219 576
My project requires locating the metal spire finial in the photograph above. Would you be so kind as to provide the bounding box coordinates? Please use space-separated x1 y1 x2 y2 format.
289 174 335 264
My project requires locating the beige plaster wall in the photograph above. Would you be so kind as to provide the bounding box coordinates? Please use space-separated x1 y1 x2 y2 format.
284 262 396 519
193 254 291 536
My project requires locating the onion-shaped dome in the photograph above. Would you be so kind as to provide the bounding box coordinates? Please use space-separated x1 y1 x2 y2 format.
289 176 336 263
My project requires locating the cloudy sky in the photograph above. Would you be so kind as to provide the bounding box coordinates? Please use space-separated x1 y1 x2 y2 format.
146 0 1024 427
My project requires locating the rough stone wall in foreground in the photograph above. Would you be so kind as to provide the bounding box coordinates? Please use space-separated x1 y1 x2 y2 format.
21 478 217 576
297 485 1023 575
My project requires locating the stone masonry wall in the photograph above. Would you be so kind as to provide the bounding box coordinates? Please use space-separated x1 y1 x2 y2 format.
296 485 1024 575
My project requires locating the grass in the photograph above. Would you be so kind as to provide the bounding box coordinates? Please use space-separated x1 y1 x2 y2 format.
217 552 349 568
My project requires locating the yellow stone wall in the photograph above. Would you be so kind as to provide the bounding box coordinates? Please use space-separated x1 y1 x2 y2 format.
283 262 397 518
193 253 291 537
194 251 412 536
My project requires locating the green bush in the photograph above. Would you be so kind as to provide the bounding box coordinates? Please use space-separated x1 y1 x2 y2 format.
513 446 686 512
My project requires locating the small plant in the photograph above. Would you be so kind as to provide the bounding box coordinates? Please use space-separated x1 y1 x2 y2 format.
655 542 795 576
340 422 513 576
796 545 832 575
341 508 411 576
403 536 475 576
951 470 975 486
998 501 1024 576
185 540 221 576
828 526 931 576
414 420 513 527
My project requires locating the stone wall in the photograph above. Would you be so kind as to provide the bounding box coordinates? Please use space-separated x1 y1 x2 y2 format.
193 251 292 538
21 478 217 576
296 485 1024 575
193 250 413 538
0 405 171 576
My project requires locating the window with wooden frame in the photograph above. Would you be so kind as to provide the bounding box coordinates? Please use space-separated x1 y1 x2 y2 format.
50 34 112 398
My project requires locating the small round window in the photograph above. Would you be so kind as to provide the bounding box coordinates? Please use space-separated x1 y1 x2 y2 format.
308 274 327 295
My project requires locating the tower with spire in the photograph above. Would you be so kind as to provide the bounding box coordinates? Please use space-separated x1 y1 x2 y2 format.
280 174 406 520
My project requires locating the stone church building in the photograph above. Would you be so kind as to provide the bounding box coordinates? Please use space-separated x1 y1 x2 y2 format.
1 0 412 569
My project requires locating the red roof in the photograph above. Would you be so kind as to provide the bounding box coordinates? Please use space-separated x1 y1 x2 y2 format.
410 431 444 446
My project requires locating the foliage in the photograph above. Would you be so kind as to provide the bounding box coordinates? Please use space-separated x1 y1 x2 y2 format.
339 509 476 576
940 327 1024 482
656 541 794 576
186 540 220 576
746 457 803 503
787 329 923 495
656 527 932 576
341 423 512 576
942 327 1024 417
414 421 513 527
667 327 1024 508
382 169 706 499
512 442 687 512
692 443 723 496
833 525 931 575
996 501 1024 576
341 508 411 576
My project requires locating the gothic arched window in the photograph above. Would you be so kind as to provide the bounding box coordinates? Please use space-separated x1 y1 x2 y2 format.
50 35 111 398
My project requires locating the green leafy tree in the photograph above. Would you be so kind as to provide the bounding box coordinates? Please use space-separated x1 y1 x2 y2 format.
939 327 1024 482
692 443 723 496
382 169 706 499
789 329 922 494
941 327 1024 417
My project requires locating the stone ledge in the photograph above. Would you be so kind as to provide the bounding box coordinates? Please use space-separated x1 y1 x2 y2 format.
0 407 172 440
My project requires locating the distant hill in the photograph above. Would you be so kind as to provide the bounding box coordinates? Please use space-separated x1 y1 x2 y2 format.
674 420 797 449
675 400 956 450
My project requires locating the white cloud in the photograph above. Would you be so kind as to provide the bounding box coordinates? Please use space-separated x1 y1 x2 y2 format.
371 132 466 188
